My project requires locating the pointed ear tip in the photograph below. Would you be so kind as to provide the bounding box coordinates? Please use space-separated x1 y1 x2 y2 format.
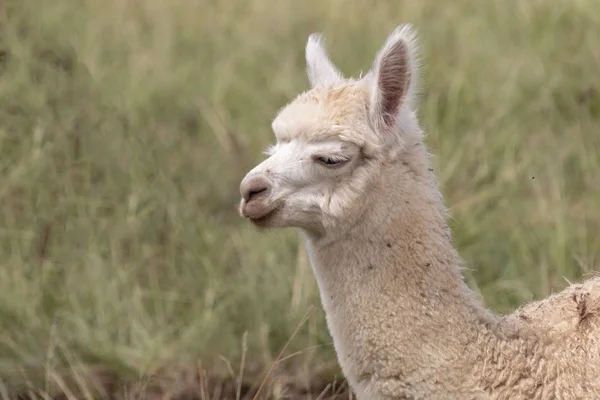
376 24 420 68
393 23 418 37
382 24 419 51
307 33 325 47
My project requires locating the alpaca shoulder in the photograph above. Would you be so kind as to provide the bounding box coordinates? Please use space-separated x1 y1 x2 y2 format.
503 275 600 337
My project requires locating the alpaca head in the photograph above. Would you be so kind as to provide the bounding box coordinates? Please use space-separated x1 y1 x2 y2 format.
239 25 424 236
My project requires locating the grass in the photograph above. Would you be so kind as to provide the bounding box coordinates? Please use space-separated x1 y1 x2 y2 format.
0 0 598 398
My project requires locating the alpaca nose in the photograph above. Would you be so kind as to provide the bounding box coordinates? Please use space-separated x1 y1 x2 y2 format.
240 175 271 203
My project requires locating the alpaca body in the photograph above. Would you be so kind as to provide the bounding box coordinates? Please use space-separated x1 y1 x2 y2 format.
305 162 600 399
238 25 600 399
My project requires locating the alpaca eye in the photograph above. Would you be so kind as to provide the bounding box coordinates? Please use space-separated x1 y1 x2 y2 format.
316 156 345 167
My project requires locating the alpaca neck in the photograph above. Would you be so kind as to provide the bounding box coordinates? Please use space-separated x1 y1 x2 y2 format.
305 149 500 393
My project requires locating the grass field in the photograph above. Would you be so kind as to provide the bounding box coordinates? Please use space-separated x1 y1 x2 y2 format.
0 0 599 398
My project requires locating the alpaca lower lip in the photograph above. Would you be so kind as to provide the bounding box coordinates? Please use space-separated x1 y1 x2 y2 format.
241 200 278 220
249 205 281 225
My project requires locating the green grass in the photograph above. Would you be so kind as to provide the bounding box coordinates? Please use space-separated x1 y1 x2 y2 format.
0 0 599 398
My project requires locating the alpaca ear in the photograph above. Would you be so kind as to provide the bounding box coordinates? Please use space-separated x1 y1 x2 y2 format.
368 25 420 134
306 33 344 88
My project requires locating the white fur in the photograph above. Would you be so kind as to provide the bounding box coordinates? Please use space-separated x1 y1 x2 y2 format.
306 33 344 88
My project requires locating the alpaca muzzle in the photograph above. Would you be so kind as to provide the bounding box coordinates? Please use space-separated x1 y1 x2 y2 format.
239 174 274 219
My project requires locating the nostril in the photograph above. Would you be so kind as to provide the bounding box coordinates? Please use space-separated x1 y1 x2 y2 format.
241 176 271 202
247 186 267 201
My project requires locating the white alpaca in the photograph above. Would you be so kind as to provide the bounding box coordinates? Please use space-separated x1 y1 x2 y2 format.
239 25 600 400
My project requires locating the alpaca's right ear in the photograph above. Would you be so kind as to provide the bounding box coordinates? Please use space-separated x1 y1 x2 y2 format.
306 33 344 88
368 24 420 134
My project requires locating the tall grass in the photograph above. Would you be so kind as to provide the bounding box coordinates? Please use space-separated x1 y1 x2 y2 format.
0 0 598 398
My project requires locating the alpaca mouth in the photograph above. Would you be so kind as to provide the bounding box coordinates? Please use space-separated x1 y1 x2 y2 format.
249 205 282 226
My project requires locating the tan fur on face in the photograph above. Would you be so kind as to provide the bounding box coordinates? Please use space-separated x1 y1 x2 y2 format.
272 82 381 152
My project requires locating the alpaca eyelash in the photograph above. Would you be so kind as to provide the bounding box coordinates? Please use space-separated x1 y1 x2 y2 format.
314 155 349 166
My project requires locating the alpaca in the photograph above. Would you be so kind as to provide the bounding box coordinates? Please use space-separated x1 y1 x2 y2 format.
238 25 600 400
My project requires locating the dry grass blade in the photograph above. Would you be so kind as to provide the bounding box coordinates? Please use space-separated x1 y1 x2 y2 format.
0 381 10 400
236 331 248 400
252 307 314 400
314 383 332 400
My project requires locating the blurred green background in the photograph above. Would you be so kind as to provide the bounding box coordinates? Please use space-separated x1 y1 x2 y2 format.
0 0 598 398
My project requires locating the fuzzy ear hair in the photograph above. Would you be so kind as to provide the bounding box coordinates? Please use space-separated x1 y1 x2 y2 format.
368 24 420 134
306 33 344 88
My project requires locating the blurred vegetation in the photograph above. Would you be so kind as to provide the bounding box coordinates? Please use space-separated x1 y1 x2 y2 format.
0 0 598 398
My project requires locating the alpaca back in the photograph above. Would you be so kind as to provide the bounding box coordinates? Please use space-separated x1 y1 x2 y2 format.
499 275 600 399
506 275 600 336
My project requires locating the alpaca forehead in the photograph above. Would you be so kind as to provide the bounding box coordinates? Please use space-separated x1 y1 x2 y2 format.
269 138 352 158
272 84 370 144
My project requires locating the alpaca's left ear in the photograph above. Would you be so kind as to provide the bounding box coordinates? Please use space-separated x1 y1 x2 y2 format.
306 33 344 88
368 25 420 134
